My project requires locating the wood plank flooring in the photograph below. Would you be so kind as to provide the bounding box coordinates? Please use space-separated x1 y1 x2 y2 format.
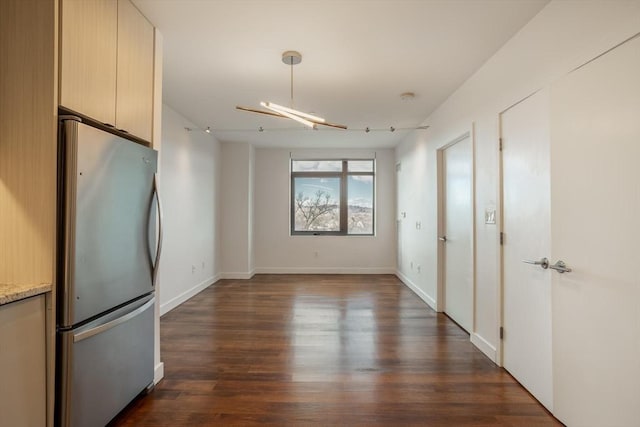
111 274 560 426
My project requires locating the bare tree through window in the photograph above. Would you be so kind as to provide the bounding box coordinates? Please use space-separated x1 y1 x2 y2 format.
294 190 338 230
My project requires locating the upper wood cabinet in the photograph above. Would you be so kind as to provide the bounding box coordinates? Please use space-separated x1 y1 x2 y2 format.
59 0 154 142
116 0 154 141
1 0 57 286
59 0 118 126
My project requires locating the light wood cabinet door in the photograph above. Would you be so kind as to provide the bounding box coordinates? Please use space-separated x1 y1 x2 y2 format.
60 0 117 126
116 0 154 142
0 295 47 427
1 0 57 286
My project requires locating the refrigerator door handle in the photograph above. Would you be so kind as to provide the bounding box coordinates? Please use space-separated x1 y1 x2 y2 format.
73 298 155 343
152 173 164 287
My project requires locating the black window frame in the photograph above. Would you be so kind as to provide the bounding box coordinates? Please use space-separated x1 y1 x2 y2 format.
290 159 375 236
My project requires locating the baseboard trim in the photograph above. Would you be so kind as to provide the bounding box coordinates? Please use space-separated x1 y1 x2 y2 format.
395 270 437 311
160 275 218 316
253 267 396 275
471 332 497 363
154 362 164 384
220 271 255 280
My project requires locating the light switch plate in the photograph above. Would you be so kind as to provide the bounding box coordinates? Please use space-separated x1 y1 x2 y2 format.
485 208 496 224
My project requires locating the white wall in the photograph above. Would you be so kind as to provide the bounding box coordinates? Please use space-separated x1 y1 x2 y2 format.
395 141 434 307
220 141 254 278
158 104 221 315
395 0 640 362
253 148 396 273
248 144 255 274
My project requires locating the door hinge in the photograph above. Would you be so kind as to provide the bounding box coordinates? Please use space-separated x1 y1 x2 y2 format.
500 232 504 245
500 327 504 340
499 138 503 151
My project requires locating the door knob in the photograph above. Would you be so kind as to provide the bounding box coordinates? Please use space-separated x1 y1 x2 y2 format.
522 257 549 269
549 260 572 273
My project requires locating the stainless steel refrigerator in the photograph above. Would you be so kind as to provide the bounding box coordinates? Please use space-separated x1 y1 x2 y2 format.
56 116 162 427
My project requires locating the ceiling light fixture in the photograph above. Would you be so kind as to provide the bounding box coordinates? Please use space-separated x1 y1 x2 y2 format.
261 101 316 128
236 51 347 130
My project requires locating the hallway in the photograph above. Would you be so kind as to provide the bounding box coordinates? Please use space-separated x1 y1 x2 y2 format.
113 275 558 426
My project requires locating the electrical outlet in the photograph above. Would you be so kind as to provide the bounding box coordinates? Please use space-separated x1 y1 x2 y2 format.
417 265 421 273
314 251 319 258
410 261 414 269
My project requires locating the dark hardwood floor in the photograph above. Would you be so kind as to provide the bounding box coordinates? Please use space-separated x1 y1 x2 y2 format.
111 274 559 426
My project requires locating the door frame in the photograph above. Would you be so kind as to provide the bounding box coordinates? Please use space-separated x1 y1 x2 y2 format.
436 127 476 331
496 89 542 367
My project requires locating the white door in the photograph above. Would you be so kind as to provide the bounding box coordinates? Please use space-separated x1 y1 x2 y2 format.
501 89 553 410
442 135 473 332
550 36 640 426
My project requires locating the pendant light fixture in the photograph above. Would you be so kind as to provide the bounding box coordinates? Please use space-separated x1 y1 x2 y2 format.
236 51 347 130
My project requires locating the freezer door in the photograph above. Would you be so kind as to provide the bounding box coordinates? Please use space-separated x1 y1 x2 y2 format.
60 120 158 325
57 295 155 427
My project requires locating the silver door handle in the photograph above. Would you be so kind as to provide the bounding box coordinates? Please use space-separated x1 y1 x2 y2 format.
439 236 447 242
152 174 164 287
522 257 549 269
549 260 572 273
74 297 155 343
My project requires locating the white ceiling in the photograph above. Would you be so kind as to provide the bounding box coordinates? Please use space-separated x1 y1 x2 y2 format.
134 0 549 148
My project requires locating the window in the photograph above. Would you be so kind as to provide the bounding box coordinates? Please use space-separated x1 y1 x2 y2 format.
291 159 375 235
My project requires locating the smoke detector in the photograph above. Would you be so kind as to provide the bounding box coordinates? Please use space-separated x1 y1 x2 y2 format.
400 92 416 101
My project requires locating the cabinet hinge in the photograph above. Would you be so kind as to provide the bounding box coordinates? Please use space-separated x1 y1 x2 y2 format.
500 327 504 340
500 232 504 245
499 138 503 151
